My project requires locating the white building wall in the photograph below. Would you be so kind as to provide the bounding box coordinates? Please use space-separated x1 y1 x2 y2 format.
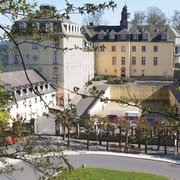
88 87 110 116
9 92 56 125
63 36 94 105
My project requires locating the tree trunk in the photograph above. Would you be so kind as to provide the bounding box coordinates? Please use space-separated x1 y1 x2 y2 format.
145 137 148 154
67 128 70 146
99 131 102 145
125 131 128 147
119 127 122 147
157 135 160 150
87 134 90 150
138 133 141 149
106 135 109 151
164 136 167 155
63 126 66 140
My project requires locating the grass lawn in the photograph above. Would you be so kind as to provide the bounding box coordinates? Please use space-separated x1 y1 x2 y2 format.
53 168 168 180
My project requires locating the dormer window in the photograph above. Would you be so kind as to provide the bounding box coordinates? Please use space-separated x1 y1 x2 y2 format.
142 34 149 40
121 35 126 39
109 30 116 40
133 34 139 40
19 22 26 32
98 30 106 40
98 34 104 40
161 33 168 40
109 34 115 40
32 22 40 32
45 22 53 33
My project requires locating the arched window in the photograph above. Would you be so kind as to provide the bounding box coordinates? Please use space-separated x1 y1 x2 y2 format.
53 67 58 78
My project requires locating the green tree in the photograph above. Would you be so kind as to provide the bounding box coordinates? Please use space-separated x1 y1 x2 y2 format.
80 116 95 150
56 104 77 146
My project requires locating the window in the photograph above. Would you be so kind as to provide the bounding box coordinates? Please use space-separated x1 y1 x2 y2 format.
133 34 138 40
53 67 58 78
142 46 146 52
114 69 117 73
161 33 167 40
132 57 136 65
53 51 58 64
98 34 104 40
121 57 125 65
45 22 53 33
133 69 136 73
153 57 158 65
141 57 146 65
32 22 40 32
13 54 19 64
19 22 26 32
64 24 67 31
35 98 37 103
132 46 136 52
109 34 115 40
121 46 126 52
100 45 105 52
142 34 148 40
32 41 38 49
105 69 107 73
154 46 158 52
112 57 116 65
121 35 126 39
29 100 32 107
112 46 116 52
32 55 38 61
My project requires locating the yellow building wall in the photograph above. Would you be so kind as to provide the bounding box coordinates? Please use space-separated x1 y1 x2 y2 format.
95 41 174 80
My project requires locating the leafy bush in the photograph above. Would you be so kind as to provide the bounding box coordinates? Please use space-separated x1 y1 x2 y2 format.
92 76 104 81
107 77 135 84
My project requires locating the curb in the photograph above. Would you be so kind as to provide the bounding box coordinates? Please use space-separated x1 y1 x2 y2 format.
64 150 180 165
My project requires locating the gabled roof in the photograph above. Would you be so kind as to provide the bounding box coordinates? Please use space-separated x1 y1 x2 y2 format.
82 24 177 42
117 28 130 34
109 30 116 34
142 30 149 34
1 69 45 88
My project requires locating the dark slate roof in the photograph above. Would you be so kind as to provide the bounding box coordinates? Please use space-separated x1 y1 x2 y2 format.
76 85 109 117
1 69 45 88
1 69 56 102
81 24 179 42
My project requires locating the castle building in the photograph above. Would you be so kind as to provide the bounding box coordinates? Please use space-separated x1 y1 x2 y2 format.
8 5 94 106
81 5 180 80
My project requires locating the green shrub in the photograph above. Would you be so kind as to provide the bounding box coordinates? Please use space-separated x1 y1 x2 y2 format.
92 76 104 81
107 77 135 84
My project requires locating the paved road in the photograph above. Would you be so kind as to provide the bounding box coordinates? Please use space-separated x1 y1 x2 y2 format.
67 154 180 180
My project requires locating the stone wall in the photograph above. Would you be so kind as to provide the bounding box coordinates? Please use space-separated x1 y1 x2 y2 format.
110 85 169 101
